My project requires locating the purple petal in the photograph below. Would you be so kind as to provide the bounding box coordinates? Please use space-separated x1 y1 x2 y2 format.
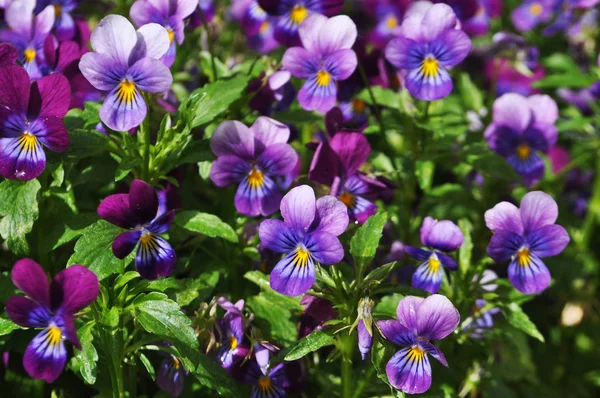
308 142 342 186
377 320 415 346
135 234 177 280
329 132 370 175
269 251 316 296
4 0 34 37
32 5 55 45
411 260 443 294
210 155 250 187
129 0 160 28
129 179 159 226
156 357 185 397
51 265 99 314
97 193 137 229
357 320 373 360
11 258 50 307
420 3 458 42
35 116 69 152
436 251 458 271
311 195 349 236
298 75 337 113
147 210 175 234
484 201 524 235
0 135 46 181
0 43 18 65
60 314 81 349
5 296 51 328
234 174 282 217
298 14 328 53
113 230 142 259
24 328 67 383
507 253 551 294
177 0 199 19
415 294 460 340
128 57 173 94
55 12 76 42
405 246 433 261
484 124 520 157
405 64 453 101
511 3 544 32
385 37 424 70
130 23 170 63
0 65 30 111
487 229 524 262
421 341 448 367
519 191 559 235
250 116 291 148
79 52 125 91
396 296 424 334
492 93 531 133
280 185 316 233
100 84 147 131
423 220 463 252
431 29 471 67
386 346 432 394
507 152 545 185
28 73 70 118
305 231 344 265
316 15 357 54
258 219 299 253
527 94 558 127
527 224 569 258
90 15 137 64
256 143 298 176
210 120 255 159
282 47 319 78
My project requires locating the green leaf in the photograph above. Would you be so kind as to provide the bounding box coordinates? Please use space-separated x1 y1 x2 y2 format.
137 352 156 381
66 129 110 158
350 212 388 272
244 271 303 310
503 303 545 342
284 330 334 361
0 179 41 255
194 352 240 397
247 293 298 345
357 86 404 110
134 292 199 349
458 219 473 276
67 220 135 281
175 211 238 243
182 74 251 128
415 160 435 192
0 316 24 336
176 139 213 166
75 321 98 385
363 262 397 286
374 293 404 318
370 340 396 390
101 307 121 329
175 271 220 306
533 73 595 89
458 73 483 111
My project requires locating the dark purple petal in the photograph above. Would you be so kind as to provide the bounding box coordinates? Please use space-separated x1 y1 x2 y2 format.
350 195 378 224
5 296 51 328
386 346 432 394
411 259 443 294
60 314 81 349
421 341 448 367
423 220 463 252
156 357 186 397
405 246 432 261
258 219 299 253
519 191 559 235
329 132 370 175
436 251 458 271
78 52 125 91
11 258 50 307
385 36 424 70
129 179 159 226
55 12 76 42
304 231 344 265
484 201 524 234
51 265 99 314
36 116 69 152
147 210 175 234
97 193 137 229
415 294 460 341
234 174 282 217
357 320 373 360
0 65 30 112
311 195 349 236
0 43 18 65
487 229 524 262
210 155 249 187
28 73 71 118
23 328 67 383
135 234 177 280
527 224 569 258
113 230 142 259
210 120 255 159
256 143 298 176
270 251 316 297
280 185 316 233
484 124 520 157
507 253 551 294
308 142 342 186
376 320 415 346
100 84 147 131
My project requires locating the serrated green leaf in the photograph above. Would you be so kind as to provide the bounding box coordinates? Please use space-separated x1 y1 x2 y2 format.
350 212 388 273
363 262 397 286
67 220 135 280
503 303 545 342
0 179 41 255
284 330 334 361
175 271 220 306
175 211 238 242
75 321 98 384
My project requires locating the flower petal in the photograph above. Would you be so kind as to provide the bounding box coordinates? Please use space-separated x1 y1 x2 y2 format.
135 234 177 280
305 231 344 265
405 246 432 261
430 28 471 67
298 75 337 113
415 294 460 341
487 229 524 262
421 3 458 42
421 341 448 367
28 73 71 118
527 224 569 258
79 52 124 91
298 13 328 53
258 219 299 253
311 195 349 236
11 258 50 307
377 320 416 346
317 15 357 54
234 174 282 217
100 84 147 131
23 328 67 383
405 63 453 101
282 47 319 78
51 265 99 314
519 191 559 235
358 320 373 360
257 143 298 176
210 120 255 159
251 116 291 148
90 15 137 64
270 250 316 296
527 94 558 126
113 230 141 259
385 36 424 70
0 136 46 181
280 185 316 233
210 154 250 187
411 260 444 294
423 220 464 252
146 210 175 234
34 116 69 152
0 64 30 111
507 252 551 294
128 56 173 94
97 193 137 229
484 201 524 235
396 296 425 334
5 296 51 328
129 179 159 226
492 93 531 133
386 346 432 394
329 132 370 175
156 357 185 397
131 23 170 61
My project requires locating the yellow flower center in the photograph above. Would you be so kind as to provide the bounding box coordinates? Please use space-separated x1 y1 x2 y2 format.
421 57 440 78
338 192 355 208
19 132 38 151
386 16 398 29
517 247 531 267
517 144 531 160
293 246 310 267
257 376 272 391
428 255 441 273
54 4 62 17
117 80 137 104
407 345 426 362
172 357 181 369
290 5 308 24
167 28 175 44
316 70 331 87
139 233 154 245
229 336 238 350
530 3 543 16
23 48 36 63
46 326 62 346
352 99 366 113
248 167 264 188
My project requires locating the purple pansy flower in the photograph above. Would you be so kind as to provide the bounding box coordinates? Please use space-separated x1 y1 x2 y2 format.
463 0 503 36
209 117 299 217
79 15 173 131
485 191 570 294
216 298 248 370
463 299 501 339
130 0 198 67
511 0 557 32
433 0 478 22
558 81 600 115
37 0 79 41
484 93 558 185
258 0 344 46
5 259 99 382
97 179 177 280
156 354 187 397
244 359 287 398
368 4 403 48
282 14 358 113
0 0 55 80
258 185 349 296
0 63 70 181
377 295 460 394
405 217 464 294
249 71 296 115
385 3 471 101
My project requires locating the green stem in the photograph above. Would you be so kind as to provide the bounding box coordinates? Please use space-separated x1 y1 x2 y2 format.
352 366 375 398
140 112 151 182
341 355 353 398
198 8 217 81
581 149 600 249
357 62 385 134
103 330 125 398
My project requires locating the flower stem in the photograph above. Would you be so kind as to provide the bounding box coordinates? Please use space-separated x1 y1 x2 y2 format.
140 111 151 182
357 62 385 134
198 8 217 81
103 330 125 398
340 334 355 398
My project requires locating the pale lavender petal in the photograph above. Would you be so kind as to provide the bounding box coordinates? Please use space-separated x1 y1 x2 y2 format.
311 196 349 236
79 52 125 91
419 217 436 247
415 294 460 340
423 220 463 252
396 296 424 334
357 320 372 360
527 224 569 258
317 15 357 54
484 201 524 234
129 1 160 28
90 15 137 64
209 155 249 187
298 13 327 53
431 29 471 67
5 0 35 37
100 85 147 131
32 5 55 46
519 191 558 235
280 185 316 233
420 3 457 42
385 37 424 70
508 253 551 294
492 93 531 132
527 94 558 126
210 121 255 159
405 64 453 101
324 49 357 82
251 116 290 148
128 57 173 93
234 174 282 217
131 23 170 61
298 76 337 113
421 341 448 367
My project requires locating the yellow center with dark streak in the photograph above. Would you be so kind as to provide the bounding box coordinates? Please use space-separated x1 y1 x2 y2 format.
117 80 136 104
19 133 38 151
338 192 355 208
139 233 154 245
421 58 439 78
407 345 425 362
316 70 331 87
517 144 531 160
294 247 310 267
290 5 308 24
167 28 175 44
428 256 441 273
248 167 264 188
258 376 272 391
229 336 238 350
24 48 36 63
172 357 181 369
47 326 62 345
517 247 531 267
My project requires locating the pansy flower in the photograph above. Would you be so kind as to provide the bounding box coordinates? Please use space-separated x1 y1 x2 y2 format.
209 117 299 217
130 0 198 67
249 71 296 115
463 0 503 36
5 259 99 382
258 185 349 296
463 299 500 338
157 354 187 397
405 217 464 294
97 179 177 280
511 0 557 32
385 2 471 101
79 15 173 131
282 14 358 113
485 191 570 294
258 0 344 46
37 0 79 41
244 359 287 398
216 298 248 370
484 93 558 185
368 3 403 48
0 63 70 181
433 0 478 22
377 295 460 394
0 0 55 80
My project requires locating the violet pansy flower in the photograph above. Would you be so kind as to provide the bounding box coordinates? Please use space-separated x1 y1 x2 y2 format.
282 14 358 113
97 179 177 280
130 0 198 67
385 2 471 101
405 217 464 294
485 191 570 294
157 354 187 397
0 0 55 80
244 359 287 398
463 0 503 37
484 93 558 185
258 0 344 46
377 295 460 394
5 259 99 382
209 117 299 217
511 0 556 32
37 0 79 41
258 185 349 296
79 15 173 131
0 63 70 181
463 299 501 339
216 298 248 370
